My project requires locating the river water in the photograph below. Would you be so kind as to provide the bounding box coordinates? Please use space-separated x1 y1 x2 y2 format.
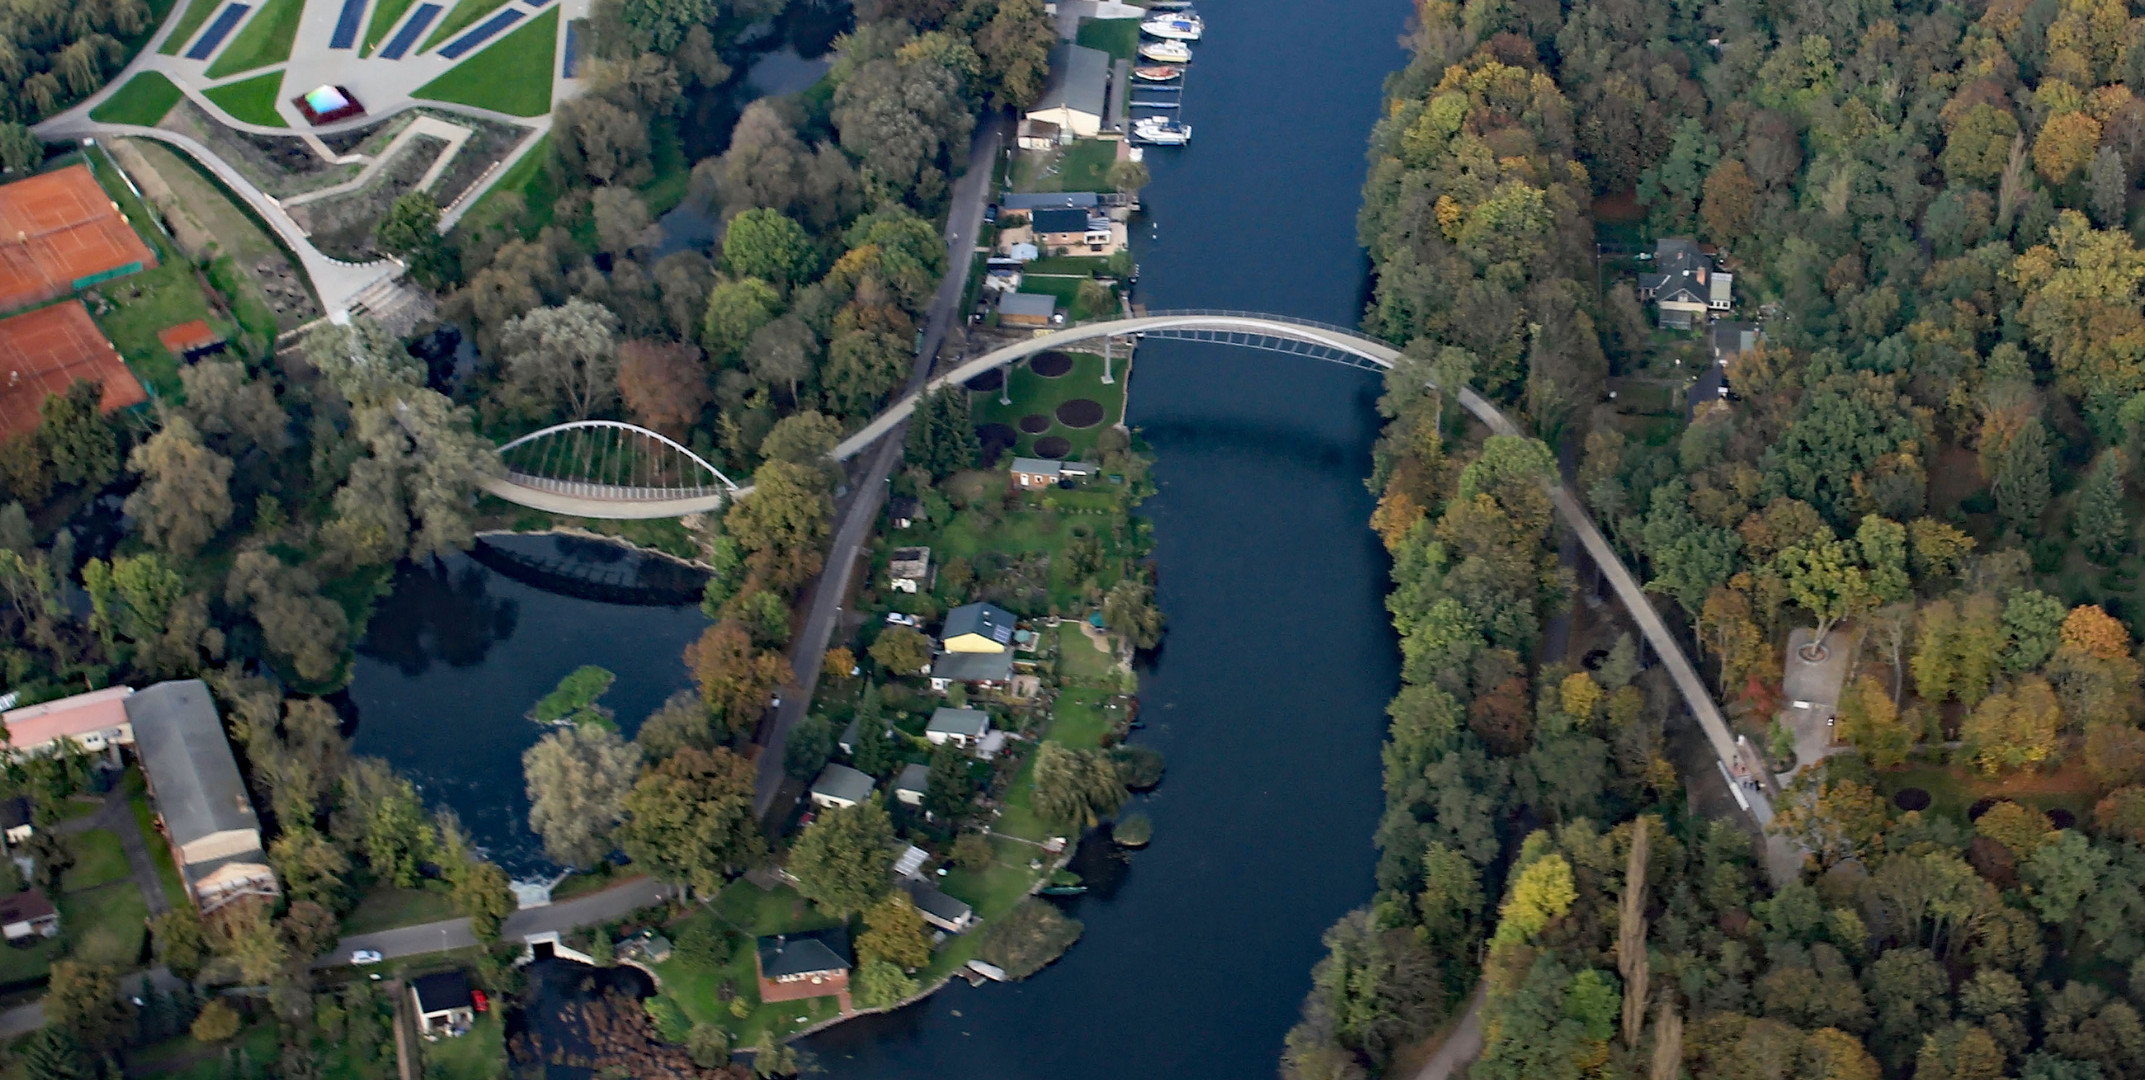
805 2 1404 1075
349 0 1402 1068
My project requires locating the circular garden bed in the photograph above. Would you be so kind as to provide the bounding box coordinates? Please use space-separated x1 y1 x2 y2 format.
1893 787 1931 812
1055 398 1105 428
1030 351 1074 377
965 369 1004 391
976 424 1017 464
1019 414 1052 434
1033 436 1072 458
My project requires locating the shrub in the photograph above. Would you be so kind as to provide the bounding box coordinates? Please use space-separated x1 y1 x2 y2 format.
191 1000 241 1043
977 898 1083 979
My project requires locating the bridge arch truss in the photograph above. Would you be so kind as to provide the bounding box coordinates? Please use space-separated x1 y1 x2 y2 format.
484 420 742 519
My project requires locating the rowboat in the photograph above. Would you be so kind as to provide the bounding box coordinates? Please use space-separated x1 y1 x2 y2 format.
1133 64 1183 81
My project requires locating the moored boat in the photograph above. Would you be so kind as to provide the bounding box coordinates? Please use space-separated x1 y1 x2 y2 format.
1133 116 1192 144
1133 64 1183 82
1141 13 1203 39
1138 39 1191 63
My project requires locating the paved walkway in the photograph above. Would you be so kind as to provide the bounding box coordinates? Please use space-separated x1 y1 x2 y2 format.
284 115 472 207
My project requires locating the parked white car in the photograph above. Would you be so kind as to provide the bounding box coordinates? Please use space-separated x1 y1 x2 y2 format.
350 950 383 965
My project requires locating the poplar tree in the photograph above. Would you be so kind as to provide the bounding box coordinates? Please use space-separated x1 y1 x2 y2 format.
2073 450 2129 563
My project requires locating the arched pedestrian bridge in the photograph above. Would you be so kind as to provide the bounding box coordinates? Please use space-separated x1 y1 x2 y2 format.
479 310 1775 825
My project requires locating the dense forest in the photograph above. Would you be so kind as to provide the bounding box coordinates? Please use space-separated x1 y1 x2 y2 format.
1285 0 2145 1076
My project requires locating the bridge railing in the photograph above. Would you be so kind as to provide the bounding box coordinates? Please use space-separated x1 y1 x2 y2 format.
1123 309 1375 339
501 472 721 502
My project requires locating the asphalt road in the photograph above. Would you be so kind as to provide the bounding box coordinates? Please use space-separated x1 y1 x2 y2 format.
752 114 1010 815
323 876 669 966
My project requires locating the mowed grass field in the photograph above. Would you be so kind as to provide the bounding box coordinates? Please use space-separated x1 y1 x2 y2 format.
412 7 556 117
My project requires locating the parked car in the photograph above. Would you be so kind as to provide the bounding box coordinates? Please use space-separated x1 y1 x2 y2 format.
351 950 383 965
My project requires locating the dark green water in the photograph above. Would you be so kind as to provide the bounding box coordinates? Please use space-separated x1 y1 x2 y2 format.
806 2 1405 1074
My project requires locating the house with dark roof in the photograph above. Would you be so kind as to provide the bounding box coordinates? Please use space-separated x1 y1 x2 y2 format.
1026 42 1110 138
892 762 930 808
926 707 992 749
902 878 975 933
1636 238 1733 329
0 890 57 940
1029 206 1113 253
930 650 1014 691
128 680 279 913
941 603 1017 653
809 764 876 810
410 971 475 1036
756 927 852 1003
0 796 31 848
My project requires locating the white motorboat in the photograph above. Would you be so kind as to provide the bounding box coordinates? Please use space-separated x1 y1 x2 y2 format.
1141 13 1204 39
1139 39 1192 63
1133 117 1192 145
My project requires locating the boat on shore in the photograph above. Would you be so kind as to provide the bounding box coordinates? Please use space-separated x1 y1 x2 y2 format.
1133 64 1183 82
1040 884 1089 896
1142 13 1203 39
1133 116 1192 145
1138 39 1191 63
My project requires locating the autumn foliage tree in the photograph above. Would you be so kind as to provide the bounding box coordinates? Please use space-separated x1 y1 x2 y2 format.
616 340 711 438
685 620 792 736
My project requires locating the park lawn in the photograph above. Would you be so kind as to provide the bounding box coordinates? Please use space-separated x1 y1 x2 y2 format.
1869 758 2100 824
61 828 130 892
421 1009 504 1079
90 71 183 124
201 69 287 127
421 0 512 51
159 0 226 54
363 0 417 54
130 790 190 910
412 7 556 117
62 882 148 968
342 882 459 934
203 0 304 78
454 133 553 239
77 147 231 399
1055 623 1116 683
969 346 1127 459
1076 17 1141 61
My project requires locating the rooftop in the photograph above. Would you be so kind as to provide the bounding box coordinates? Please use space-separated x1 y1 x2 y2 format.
901 878 974 926
893 762 930 795
998 293 1058 318
3 685 133 752
0 165 158 315
942 602 1017 648
890 546 931 578
126 680 260 850
1029 207 1094 234
757 927 851 979
1032 42 1110 121
0 889 54 925
926 707 991 738
1002 192 1100 211
932 650 1015 683
1010 457 1062 477
411 970 473 1014
809 763 876 806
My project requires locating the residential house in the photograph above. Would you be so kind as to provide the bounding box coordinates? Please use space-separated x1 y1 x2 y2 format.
889 547 932 594
926 707 992 749
902 879 976 933
1636 238 1733 329
1010 457 1062 488
0 890 57 940
1016 117 1060 150
2 686 135 762
930 650 1014 691
809 764 876 810
1029 206 1114 253
756 928 852 1003
128 680 279 913
892 763 930 808
998 292 1058 328
0 797 30 847
410 971 475 1037
1002 192 1101 214
887 496 920 529
1025 43 1110 138
893 844 930 879
941 603 1017 653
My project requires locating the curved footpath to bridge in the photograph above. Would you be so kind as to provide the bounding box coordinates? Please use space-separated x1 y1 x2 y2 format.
842 312 1778 825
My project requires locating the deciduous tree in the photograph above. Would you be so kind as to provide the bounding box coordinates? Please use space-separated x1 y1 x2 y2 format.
685 621 792 735
123 415 232 559
788 799 896 915
522 725 638 867
620 745 763 894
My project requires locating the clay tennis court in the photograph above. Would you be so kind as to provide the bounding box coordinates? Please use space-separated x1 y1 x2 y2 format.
0 165 159 315
0 301 146 441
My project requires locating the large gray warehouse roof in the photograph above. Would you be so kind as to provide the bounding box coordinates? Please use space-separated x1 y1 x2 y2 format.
126 680 258 848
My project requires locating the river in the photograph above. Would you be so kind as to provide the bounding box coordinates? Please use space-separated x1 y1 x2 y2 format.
804 1 1405 1075
348 0 1403 1068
